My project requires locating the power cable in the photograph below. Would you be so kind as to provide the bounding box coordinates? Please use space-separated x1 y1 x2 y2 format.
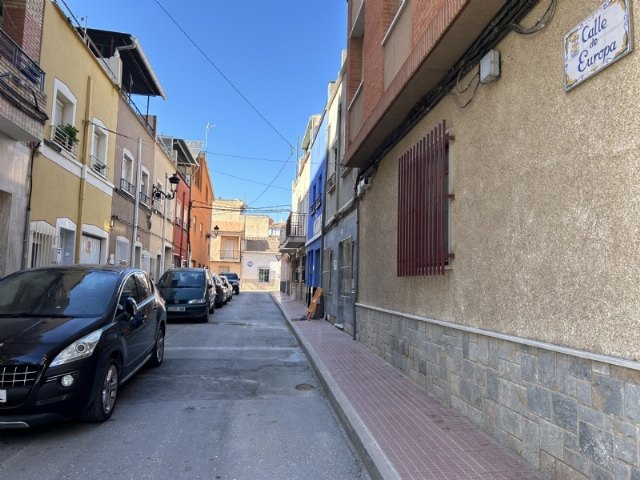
153 0 295 150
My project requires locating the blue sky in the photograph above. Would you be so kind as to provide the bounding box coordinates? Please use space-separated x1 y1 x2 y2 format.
62 0 347 222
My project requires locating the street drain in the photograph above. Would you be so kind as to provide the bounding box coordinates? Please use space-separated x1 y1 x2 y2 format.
295 383 315 391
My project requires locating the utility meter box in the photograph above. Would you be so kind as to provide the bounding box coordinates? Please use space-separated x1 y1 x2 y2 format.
480 50 500 83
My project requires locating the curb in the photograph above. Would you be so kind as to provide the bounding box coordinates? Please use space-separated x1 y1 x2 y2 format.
270 293 401 480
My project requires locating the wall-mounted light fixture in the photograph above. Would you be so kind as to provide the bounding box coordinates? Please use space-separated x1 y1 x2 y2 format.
110 214 118 229
206 225 220 239
152 173 180 200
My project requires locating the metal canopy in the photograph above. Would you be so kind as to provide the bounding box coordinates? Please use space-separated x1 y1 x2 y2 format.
79 28 166 99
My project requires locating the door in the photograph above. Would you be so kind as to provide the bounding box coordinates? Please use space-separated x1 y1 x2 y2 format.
80 234 101 264
116 274 152 372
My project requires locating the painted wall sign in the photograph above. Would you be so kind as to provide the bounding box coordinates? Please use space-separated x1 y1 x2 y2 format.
564 0 632 91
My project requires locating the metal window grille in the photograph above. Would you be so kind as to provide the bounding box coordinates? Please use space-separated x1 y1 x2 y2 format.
322 248 332 293
28 221 56 268
258 268 270 283
397 120 454 276
340 238 352 294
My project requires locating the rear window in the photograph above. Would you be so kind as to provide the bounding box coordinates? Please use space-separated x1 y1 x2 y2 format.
158 271 206 288
221 273 238 280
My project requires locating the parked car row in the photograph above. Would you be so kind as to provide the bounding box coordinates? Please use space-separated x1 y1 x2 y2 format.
0 265 238 429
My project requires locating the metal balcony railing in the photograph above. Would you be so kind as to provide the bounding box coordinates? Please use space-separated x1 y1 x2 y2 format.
0 28 45 91
139 191 150 207
220 249 241 261
285 213 306 238
90 154 109 179
120 178 135 197
51 125 79 158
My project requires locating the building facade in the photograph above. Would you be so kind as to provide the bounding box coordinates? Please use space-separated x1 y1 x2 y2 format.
29 0 119 268
209 198 244 275
345 1 640 479
0 0 47 277
321 54 359 333
279 115 318 299
189 151 214 268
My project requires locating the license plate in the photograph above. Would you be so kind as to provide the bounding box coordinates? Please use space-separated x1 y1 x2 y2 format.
0 389 6 403
168 306 185 312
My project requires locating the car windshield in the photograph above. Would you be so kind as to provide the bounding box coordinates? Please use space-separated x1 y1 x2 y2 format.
221 273 238 281
0 270 119 318
158 271 205 289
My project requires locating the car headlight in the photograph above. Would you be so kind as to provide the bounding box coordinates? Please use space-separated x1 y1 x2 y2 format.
50 328 103 367
188 298 207 304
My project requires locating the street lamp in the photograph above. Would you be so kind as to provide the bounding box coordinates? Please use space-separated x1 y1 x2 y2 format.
206 225 220 239
153 173 180 200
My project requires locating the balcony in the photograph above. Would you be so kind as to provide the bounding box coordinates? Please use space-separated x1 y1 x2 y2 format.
279 212 306 252
120 178 135 197
219 249 241 262
51 125 79 158
90 154 109 179
0 28 45 92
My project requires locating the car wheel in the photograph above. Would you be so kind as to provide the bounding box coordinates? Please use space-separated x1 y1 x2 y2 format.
147 326 165 368
200 307 209 323
83 358 120 422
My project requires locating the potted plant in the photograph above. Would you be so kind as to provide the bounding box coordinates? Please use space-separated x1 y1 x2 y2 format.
58 123 79 149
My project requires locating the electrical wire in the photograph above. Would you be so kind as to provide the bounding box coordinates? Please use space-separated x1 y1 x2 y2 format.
153 0 295 150
509 0 557 35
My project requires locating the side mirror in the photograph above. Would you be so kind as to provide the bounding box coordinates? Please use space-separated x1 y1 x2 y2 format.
125 297 138 316
207 283 213 289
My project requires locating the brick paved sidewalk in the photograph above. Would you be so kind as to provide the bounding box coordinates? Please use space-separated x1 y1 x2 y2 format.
271 292 543 480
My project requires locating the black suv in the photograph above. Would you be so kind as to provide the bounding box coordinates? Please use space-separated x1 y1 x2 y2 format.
219 272 240 294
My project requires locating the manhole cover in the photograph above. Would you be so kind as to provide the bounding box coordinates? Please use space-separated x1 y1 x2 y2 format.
295 383 315 391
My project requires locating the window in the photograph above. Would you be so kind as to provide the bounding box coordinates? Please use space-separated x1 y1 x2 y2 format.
175 199 183 226
397 120 454 276
51 79 78 155
339 238 352 294
322 248 332 293
121 150 135 196
140 169 150 206
90 118 109 178
115 236 130 266
258 268 270 283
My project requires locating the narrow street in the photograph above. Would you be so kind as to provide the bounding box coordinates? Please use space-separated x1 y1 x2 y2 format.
0 292 370 480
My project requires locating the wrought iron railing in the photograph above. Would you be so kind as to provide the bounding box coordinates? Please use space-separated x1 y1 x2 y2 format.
51 125 79 158
0 28 45 91
285 213 306 238
120 178 135 197
90 154 109 178
220 250 241 261
139 191 150 207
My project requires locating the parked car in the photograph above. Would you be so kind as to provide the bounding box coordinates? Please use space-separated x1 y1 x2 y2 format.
219 275 233 302
0 265 166 428
157 268 214 322
219 272 240 294
210 272 225 309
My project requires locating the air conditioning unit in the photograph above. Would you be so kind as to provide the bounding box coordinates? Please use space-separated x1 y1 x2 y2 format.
357 177 372 197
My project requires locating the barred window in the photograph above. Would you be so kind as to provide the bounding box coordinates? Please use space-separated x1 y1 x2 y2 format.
397 120 454 276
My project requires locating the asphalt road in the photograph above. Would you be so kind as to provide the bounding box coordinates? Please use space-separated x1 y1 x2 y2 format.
0 292 370 480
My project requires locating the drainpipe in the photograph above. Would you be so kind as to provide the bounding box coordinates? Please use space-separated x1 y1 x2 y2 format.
352 200 359 341
75 76 93 263
130 136 142 266
21 141 41 270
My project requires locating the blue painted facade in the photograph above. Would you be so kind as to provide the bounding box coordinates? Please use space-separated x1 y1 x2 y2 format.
305 114 328 290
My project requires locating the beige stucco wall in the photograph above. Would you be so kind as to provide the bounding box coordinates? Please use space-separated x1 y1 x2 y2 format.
359 0 640 360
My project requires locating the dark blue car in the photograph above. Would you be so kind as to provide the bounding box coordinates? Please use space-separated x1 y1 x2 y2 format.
0 265 166 428
157 268 215 322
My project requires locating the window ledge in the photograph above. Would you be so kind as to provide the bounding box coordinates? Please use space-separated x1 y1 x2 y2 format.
348 80 364 111
381 0 408 47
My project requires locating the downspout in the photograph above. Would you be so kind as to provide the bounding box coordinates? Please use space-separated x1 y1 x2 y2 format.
22 141 41 270
75 75 93 263
352 200 359 341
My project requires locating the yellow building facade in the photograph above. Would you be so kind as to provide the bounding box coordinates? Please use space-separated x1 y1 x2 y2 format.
29 1 119 266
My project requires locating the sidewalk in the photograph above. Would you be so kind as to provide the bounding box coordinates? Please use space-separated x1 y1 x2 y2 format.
271 292 543 480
